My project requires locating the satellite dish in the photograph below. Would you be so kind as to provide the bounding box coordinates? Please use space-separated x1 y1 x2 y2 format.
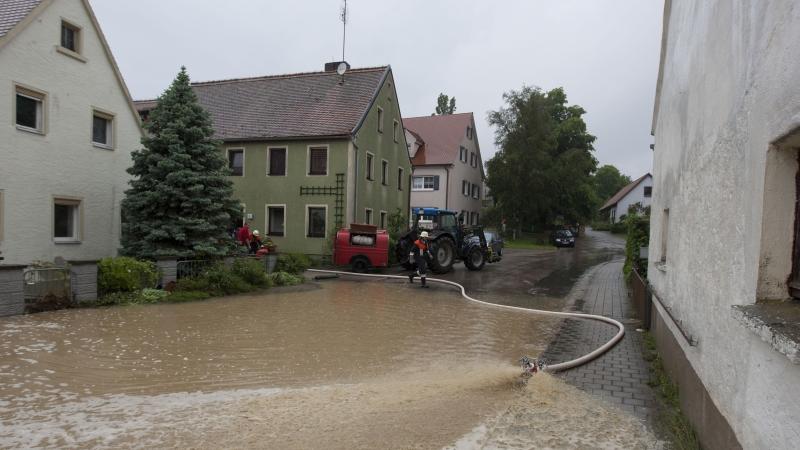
336 62 348 76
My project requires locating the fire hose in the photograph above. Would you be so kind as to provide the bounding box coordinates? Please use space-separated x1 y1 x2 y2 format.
307 269 625 373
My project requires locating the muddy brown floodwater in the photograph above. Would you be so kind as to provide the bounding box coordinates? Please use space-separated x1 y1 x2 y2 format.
0 278 657 449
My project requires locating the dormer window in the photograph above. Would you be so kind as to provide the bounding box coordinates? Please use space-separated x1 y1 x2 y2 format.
61 21 80 53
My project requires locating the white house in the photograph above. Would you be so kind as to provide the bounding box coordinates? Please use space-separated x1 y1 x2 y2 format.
0 0 142 265
404 113 484 225
598 173 653 223
649 1 800 448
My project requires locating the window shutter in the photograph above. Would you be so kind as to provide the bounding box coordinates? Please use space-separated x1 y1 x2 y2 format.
433 176 440 190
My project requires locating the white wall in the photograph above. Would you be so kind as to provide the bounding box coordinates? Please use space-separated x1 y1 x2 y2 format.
410 166 447 210
614 175 653 221
649 1 800 448
0 0 141 265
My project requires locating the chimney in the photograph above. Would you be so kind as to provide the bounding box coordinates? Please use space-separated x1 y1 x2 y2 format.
325 61 350 72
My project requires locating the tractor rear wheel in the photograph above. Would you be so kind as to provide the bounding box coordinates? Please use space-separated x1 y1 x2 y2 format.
395 235 415 270
464 247 486 271
429 237 455 274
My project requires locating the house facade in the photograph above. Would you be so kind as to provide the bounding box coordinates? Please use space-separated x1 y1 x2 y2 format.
0 0 142 266
403 113 484 225
136 65 411 257
598 173 652 223
649 1 800 448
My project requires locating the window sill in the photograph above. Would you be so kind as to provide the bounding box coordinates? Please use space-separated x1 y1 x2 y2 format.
92 143 114 151
306 235 325 239
267 174 286 177
307 173 328 177
412 189 434 192
54 239 81 245
654 261 668 273
732 301 800 364
16 125 45 136
55 45 87 63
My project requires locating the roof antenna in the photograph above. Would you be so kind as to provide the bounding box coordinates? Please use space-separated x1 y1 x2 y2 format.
340 0 348 62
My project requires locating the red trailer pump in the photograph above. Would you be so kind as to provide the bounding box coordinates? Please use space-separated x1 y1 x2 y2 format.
334 224 389 272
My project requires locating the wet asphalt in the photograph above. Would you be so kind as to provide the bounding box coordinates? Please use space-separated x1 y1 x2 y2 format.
393 228 627 311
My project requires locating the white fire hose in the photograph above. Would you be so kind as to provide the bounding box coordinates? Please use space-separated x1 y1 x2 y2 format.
307 269 625 372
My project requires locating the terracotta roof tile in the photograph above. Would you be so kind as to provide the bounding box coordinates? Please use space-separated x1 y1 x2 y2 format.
0 0 42 37
599 173 652 210
403 113 475 166
136 66 389 141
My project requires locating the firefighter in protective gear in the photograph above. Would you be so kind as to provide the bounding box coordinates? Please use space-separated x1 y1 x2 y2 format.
408 231 433 288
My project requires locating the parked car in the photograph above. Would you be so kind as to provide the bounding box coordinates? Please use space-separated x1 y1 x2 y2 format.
551 229 575 248
483 231 504 257
568 225 580 237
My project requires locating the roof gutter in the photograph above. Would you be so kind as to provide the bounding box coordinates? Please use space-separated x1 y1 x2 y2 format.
221 134 351 143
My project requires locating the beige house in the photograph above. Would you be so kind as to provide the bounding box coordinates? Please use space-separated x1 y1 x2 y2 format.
0 0 142 265
404 113 484 224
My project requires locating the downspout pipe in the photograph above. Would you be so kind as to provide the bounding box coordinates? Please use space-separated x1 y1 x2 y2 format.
307 269 625 372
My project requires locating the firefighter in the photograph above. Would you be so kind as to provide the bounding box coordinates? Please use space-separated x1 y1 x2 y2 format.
408 231 433 288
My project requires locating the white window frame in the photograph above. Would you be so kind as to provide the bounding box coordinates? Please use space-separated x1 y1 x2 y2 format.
53 196 82 244
307 145 329 176
267 146 288 176
393 120 399 143
412 176 434 191
380 210 387 229
397 167 404 191
57 19 86 62
472 184 479 199
91 108 115 149
227 147 245 176
14 84 46 134
377 107 384 133
381 159 389 185
305 204 328 238
460 147 468 163
265 204 286 237
467 126 473 140
366 151 375 181
365 208 373 225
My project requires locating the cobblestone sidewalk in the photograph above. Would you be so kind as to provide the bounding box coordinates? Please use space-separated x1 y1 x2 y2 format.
541 260 659 424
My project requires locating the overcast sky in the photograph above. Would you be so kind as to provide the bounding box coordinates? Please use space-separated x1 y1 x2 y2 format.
92 0 663 179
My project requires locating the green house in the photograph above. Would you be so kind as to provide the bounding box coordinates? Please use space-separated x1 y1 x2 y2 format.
137 64 411 257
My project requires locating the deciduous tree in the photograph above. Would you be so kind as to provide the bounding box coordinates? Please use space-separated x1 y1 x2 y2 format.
435 93 457 115
594 164 632 206
120 67 240 259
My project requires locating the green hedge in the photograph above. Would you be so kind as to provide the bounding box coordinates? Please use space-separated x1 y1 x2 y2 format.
624 214 650 278
275 253 311 275
98 257 159 294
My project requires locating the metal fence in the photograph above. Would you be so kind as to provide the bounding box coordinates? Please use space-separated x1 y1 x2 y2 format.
176 259 217 279
23 267 71 302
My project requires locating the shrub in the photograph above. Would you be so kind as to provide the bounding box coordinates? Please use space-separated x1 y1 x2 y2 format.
174 276 211 292
624 214 650 278
98 257 158 294
275 253 311 275
591 221 611 231
270 271 304 286
167 290 211 302
94 288 168 306
140 288 169 303
202 264 252 295
609 221 627 234
232 258 270 287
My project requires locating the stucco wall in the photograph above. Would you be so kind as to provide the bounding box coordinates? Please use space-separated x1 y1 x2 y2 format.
614 175 653 222
409 166 448 210
446 118 484 223
648 1 800 448
0 0 141 266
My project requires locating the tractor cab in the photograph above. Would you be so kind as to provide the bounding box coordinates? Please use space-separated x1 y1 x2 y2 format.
411 207 460 233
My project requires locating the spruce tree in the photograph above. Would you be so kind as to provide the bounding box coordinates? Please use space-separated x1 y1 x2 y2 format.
121 67 239 259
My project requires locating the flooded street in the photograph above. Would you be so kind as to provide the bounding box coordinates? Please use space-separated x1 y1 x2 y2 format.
0 231 657 449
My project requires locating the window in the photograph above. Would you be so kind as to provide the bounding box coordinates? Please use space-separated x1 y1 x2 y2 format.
228 149 244 176
92 111 113 148
377 107 384 133
54 198 80 242
393 120 399 142
397 168 404 191
472 184 480 199
475 212 480 225
460 210 466 224
660 209 669 262
15 86 44 133
365 208 373 224
412 176 436 191
308 146 327 175
267 205 285 236
268 147 287 176
61 21 80 53
381 160 389 185
467 126 473 140
307 206 326 238
0 190 4 242
380 211 387 229
644 186 652 197
462 180 469 196
459 147 468 163
366 152 374 180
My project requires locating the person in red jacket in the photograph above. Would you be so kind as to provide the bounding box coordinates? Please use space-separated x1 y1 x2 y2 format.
237 222 251 248
408 231 433 288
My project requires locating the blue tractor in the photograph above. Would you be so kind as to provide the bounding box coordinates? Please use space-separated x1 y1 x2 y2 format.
395 207 501 274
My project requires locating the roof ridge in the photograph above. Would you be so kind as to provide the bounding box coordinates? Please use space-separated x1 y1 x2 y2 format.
403 112 474 120
191 66 389 87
